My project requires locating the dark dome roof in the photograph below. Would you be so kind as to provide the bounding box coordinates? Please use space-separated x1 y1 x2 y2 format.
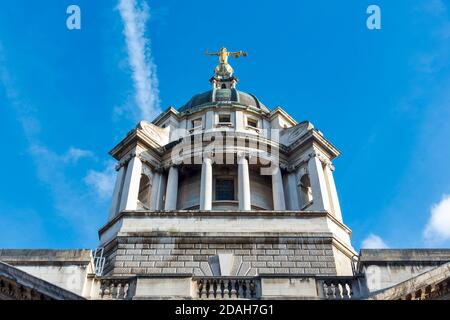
179 88 270 113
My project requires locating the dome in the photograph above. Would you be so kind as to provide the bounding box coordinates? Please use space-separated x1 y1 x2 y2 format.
179 88 270 113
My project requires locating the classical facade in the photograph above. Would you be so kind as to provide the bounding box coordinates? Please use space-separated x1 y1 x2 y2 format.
0 48 449 300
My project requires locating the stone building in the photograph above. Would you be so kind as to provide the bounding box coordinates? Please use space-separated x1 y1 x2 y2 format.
1 49 449 300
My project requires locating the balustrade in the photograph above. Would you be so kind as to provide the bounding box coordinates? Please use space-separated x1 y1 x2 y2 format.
317 277 361 299
99 278 134 300
195 277 259 299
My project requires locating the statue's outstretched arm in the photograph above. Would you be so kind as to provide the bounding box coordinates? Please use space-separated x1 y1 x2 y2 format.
229 51 248 57
205 49 219 56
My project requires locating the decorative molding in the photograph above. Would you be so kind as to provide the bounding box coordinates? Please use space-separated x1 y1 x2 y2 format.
139 152 161 171
202 151 214 160
116 153 137 171
295 166 309 183
285 165 297 173
308 151 330 166
154 165 164 174
141 165 153 178
236 151 249 160
327 162 335 171
285 122 311 144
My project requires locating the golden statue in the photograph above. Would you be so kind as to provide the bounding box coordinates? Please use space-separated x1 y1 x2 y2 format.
205 47 248 65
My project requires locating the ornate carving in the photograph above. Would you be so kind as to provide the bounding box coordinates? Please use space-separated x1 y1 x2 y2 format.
327 162 335 171
203 151 214 160
287 123 309 144
116 152 138 171
138 121 162 141
141 165 153 178
308 151 330 166
236 151 248 160
0 276 51 300
154 165 164 174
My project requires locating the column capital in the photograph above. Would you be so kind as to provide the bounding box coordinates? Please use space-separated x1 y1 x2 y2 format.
326 161 335 171
237 151 248 159
279 163 290 172
165 163 181 171
154 165 164 174
237 152 250 164
308 151 330 165
308 151 320 159
117 152 139 170
115 162 123 171
285 165 297 173
203 151 214 161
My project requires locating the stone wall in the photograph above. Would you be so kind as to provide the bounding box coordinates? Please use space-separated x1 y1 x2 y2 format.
358 249 450 296
0 261 85 300
103 236 337 277
0 249 93 297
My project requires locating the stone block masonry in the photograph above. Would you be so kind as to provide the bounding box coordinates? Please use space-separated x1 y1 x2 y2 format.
102 236 337 277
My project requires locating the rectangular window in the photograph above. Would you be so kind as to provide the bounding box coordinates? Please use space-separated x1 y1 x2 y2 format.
218 114 231 124
215 179 235 201
191 118 202 128
247 118 258 128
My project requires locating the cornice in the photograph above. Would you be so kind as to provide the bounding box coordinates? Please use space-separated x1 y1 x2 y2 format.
152 106 180 125
269 106 298 125
109 129 165 160
98 210 352 237
287 129 341 159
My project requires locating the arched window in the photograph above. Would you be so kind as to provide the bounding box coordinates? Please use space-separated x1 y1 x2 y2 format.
299 174 313 208
138 174 151 208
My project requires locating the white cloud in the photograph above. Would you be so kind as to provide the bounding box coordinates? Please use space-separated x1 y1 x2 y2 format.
30 145 94 165
62 147 95 163
361 234 389 249
118 0 161 121
424 195 450 243
84 161 116 199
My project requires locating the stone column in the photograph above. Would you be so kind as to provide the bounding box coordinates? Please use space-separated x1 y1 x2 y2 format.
164 166 179 210
119 154 142 212
286 171 300 210
307 153 331 212
324 163 343 221
149 171 162 210
108 164 126 220
238 153 251 210
200 155 213 210
272 167 286 210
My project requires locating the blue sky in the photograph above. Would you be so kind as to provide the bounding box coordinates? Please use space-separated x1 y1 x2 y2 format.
1 0 450 250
